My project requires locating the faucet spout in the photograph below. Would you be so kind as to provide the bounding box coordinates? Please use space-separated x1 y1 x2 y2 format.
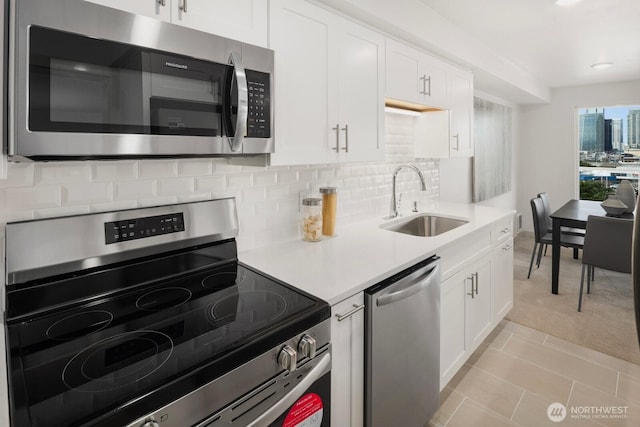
390 163 427 218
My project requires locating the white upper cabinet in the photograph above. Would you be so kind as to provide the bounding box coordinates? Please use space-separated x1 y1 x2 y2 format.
83 0 267 47
449 70 474 157
269 0 385 165
84 0 171 21
385 38 449 108
171 0 268 47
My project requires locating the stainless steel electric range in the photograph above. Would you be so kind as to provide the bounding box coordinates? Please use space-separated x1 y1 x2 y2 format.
3 198 331 427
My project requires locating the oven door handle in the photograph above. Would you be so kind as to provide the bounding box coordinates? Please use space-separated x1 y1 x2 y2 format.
228 51 248 152
246 352 331 427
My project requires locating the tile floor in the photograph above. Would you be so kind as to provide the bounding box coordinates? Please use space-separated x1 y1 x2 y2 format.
429 320 640 426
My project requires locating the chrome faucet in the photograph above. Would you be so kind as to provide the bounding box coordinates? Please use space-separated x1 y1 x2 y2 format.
389 163 427 218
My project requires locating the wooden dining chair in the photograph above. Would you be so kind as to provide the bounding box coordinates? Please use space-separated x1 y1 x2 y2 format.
578 215 633 312
528 197 585 279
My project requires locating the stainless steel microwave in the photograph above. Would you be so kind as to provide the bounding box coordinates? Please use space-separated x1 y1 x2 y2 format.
8 0 274 161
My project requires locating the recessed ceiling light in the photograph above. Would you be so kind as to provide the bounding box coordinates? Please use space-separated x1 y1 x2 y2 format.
555 0 583 6
591 62 613 70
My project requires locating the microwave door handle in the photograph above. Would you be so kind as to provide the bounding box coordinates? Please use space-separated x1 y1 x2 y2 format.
228 51 248 152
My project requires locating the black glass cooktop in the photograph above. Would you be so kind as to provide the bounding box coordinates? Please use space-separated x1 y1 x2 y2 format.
5 244 329 427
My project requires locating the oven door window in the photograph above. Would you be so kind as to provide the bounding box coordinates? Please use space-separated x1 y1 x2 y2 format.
28 26 231 137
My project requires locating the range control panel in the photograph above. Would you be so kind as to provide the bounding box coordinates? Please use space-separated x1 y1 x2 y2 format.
104 213 185 244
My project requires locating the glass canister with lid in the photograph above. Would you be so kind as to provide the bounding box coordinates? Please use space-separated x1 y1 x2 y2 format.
301 197 322 242
319 187 337 237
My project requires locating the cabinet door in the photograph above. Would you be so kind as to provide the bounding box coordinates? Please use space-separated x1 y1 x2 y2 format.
385 38 422 105
465 260 492 351
492 239 514 321
170 0 267 47
336 19 385 163
268 0 335 165
83 0 171 21
440 270 466 389
419 55 449 108
331 294 365 427
449 71 474 157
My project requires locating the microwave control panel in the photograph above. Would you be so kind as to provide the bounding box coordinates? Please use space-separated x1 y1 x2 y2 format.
104 213 185 244
246 70 271 138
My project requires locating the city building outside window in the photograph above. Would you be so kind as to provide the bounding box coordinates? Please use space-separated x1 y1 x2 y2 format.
578 105 640 200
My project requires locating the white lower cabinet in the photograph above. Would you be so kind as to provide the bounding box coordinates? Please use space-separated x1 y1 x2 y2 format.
331 293 364 427
440 256 491 388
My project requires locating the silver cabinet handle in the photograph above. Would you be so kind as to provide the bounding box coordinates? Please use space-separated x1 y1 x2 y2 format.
453 133 459 151
341 124 349 152
419 74 426 94
467 275 475 298
179 0 187 12
377 264 440 306
425 75 431 96
246 353 331 427
227 52 248 152
335 304 364 321
501 227 511 234
332 124 340 151
158 0 166 6
473 272 479 295
502 243 513 251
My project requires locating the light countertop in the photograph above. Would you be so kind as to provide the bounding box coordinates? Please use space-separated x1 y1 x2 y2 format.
240 202 515 305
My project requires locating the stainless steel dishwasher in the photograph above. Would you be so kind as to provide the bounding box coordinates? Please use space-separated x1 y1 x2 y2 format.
365 255 440 427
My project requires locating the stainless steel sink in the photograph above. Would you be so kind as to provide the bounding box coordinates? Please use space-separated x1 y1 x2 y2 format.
382 214 468 237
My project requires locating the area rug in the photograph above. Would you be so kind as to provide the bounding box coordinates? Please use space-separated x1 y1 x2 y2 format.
506 233 640 365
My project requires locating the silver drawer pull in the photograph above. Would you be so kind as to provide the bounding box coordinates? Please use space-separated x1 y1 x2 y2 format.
502 244 513 251
336 304 364 321
158 0 166 6
501 227 511 234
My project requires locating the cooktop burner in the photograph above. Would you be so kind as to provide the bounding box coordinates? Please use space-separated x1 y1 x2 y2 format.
135 287 193 311
46 310 114 341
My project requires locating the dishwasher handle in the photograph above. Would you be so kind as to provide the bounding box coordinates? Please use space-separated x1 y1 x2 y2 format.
376 264 440 307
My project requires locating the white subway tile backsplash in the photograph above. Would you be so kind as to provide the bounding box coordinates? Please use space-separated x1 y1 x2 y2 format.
157 177 194 196
195 176 226 193
0 163 34 188
35 163 91 184
253 172 278 187
115 180 156 200
227 174 253 190
62 182 112 205
0 113 440 251
178 160 212 177
139 160 178 178
92 162 138 182
0 186 61 210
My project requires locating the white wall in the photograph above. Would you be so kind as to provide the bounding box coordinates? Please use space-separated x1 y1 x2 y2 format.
439 91 520 213
518 79 640 232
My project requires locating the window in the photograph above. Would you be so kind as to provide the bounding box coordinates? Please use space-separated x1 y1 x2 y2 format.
578 105 640 200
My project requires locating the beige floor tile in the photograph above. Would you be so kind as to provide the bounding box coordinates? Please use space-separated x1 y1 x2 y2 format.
449 365 524 419
472 347 573 403
512 391 602 427
617 374 640 403
502 320 549 344
503 335 618 395
544 334 640 382
429 388 464 426
446 398 518 427
568 382 640 426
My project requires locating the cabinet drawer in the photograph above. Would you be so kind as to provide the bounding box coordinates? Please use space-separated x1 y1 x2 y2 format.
492 215 514 245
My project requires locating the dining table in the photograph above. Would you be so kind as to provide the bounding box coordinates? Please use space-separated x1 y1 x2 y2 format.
550 199 633 294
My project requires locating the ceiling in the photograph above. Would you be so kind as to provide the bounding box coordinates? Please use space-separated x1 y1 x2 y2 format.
420 0 640 90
